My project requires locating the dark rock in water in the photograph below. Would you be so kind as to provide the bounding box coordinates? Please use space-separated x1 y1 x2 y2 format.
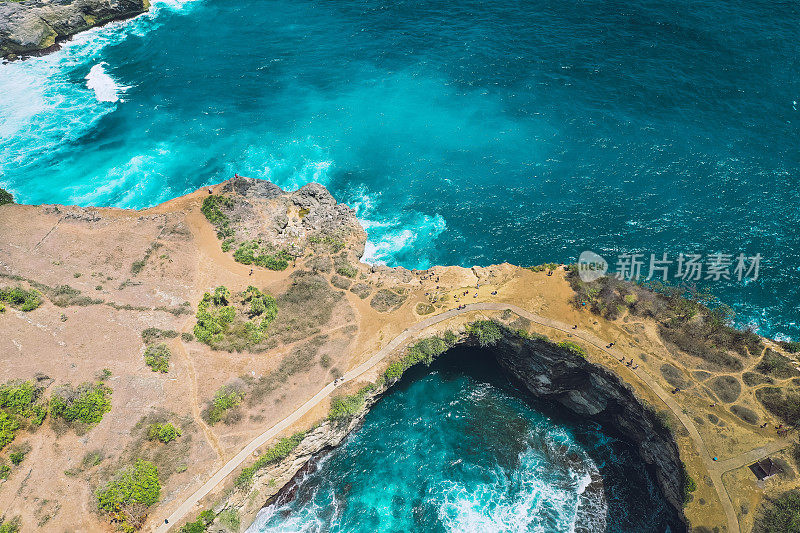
0 0 150 58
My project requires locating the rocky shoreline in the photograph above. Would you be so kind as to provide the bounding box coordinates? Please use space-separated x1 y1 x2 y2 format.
0 0 150 59
223 326 688 532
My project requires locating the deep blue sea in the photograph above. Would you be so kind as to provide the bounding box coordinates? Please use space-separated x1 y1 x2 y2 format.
0 0 798 339
247 348 682 532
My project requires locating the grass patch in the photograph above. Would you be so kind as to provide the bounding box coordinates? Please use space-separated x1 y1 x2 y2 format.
567 271 762 371
710 375 741 403
141 328 179 345
743 371 774 386
756 349 800 379
308 234 345 252
755 387 800 425
235 432 305 489
96 460 160 531
557 341 587 358
179 510 215 533
144 344 170 373
753 489 800 532
131 242 162 276
0 517 20 533
730 404 759 425
349 282 371 299
233 240 292 271
201 195 234 239
0 380 47 449
415 302 435 315
330 275 351 290
0 286 42 312
370 288 406 312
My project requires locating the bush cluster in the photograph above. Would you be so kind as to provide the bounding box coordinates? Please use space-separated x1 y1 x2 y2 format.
179 510 215 533
50 382 112 426
146 422 181 443
0 516 19 533
755 387 800 426
0 286 42 312
194 286 278 349
234 432 305 489
233 241 292 271
205 386 245 425
466 320 503 347
201 195 234 239
96 460 160 532
141 328 179 345
383 334 455 383
557 341 587 358
0 380 47 449
144 344 171 373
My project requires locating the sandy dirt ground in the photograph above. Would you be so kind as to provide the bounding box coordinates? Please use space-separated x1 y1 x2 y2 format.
0 179 797 532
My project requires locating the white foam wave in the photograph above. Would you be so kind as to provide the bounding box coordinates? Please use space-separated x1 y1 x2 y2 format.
85 63 128 103
0 0 201 183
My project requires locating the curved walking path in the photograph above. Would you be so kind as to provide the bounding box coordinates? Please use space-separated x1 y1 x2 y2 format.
155 302 783 532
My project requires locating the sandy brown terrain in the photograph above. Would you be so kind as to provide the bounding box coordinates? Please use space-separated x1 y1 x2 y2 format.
0 177 797 532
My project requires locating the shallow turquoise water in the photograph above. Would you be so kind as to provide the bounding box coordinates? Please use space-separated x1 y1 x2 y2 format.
0 0 798 339
247 348 681 532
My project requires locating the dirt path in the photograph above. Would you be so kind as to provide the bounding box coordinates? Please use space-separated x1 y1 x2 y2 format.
154 302 779 533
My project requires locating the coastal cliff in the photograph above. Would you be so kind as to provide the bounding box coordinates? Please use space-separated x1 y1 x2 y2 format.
222 326 688 531
0 0 149 59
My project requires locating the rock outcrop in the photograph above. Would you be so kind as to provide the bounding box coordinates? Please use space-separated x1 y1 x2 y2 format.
0 0 149 59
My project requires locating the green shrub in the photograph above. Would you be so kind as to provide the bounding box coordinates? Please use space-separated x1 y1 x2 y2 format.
234 432 305 488
201 195 234 239
194 286 278 350
382 335 451 383
0 516 20 533
756 387 800 426
217 509 240 531
756 349 800 379
0 412 20 450
328 391 367 422
179 510 215 533
9 448 27 465
467 320 503 347
146 422 181 443
0 286 42 312
233 241 291 270
181 332 194 342
96 460 160 531
0 188 13 206
779 341 800 354
683 471 697 506
221 238 235 252
141 328 179 345
557 341 587 358
205 386 244 425
144 344 170 373
49 382 112 426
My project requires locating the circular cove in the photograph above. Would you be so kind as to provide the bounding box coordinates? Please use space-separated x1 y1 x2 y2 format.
247 346 684 532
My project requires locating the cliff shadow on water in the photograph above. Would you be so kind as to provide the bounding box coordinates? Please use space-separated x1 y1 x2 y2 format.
254 338 686 533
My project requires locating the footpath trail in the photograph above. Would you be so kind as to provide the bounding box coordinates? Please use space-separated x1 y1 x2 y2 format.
155 302 784 533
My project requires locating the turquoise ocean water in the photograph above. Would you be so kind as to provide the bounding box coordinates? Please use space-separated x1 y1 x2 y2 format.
0 3 797 529
0 0 797 340
247 348 682 532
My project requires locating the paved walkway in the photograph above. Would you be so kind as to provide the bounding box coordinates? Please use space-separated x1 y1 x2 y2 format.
155 302 785 532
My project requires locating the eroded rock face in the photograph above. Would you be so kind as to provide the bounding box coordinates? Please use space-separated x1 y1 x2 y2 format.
490 334 687 519
0 0 149 58
224 331 687 530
